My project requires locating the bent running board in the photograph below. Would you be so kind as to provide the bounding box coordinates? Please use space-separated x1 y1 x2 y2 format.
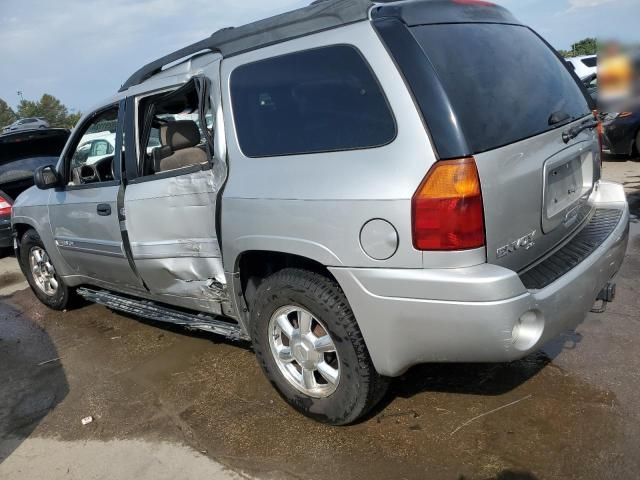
77 287 249 341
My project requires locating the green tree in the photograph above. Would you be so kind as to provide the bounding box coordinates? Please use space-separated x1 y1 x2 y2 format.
64 111 82 129
17 94 72 127
562 37 598 58
0 98 17 128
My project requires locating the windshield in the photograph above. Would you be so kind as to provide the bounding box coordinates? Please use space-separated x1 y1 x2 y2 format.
410 23 591 154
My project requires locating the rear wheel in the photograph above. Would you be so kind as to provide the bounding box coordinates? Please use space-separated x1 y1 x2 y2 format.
250 268 388 425
20 229 70 310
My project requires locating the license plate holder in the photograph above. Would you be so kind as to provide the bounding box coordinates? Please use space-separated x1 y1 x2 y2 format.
542 148 594 234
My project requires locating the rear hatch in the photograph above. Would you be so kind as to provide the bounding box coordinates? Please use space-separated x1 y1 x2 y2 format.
0 128 69 200
376 11 597 272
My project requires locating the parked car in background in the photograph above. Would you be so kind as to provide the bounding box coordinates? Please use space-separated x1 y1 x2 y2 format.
72 132 116 167
0 189 12 248
12 0 628 425
602 110 640 157
567 54 598 80
2 117 50 133
0 128 70 247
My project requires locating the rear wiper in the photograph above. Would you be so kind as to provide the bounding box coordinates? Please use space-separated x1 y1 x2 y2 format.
562 118 599 144
548 110 571 126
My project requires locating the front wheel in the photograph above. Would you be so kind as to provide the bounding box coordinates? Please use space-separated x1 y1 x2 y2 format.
20 229 70 310
250 268 388 425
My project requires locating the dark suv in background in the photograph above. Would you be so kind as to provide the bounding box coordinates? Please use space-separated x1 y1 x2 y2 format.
0 128 70 249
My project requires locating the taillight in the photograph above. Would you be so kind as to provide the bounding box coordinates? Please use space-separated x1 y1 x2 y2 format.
412 157 485 251
0 195 11 216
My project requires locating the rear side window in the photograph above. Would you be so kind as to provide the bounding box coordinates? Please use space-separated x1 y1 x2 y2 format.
230 45 396 157
410 24 591 154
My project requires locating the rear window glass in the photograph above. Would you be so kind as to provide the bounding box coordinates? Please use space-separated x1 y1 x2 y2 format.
581 57 597 68
410 24 591 154
230 45 396 157
0 132 68 164
0 132 68 185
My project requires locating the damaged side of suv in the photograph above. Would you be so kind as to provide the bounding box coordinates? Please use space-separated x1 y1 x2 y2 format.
11 0 629 425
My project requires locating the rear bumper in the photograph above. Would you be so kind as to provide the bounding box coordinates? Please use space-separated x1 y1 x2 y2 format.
0 216 12 248
330 181 629 377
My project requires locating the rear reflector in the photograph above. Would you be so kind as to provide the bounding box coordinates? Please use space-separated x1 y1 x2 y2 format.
0 195 11 216
412 157 485 251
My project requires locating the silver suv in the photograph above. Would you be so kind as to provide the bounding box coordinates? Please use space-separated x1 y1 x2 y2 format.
11 0 629 425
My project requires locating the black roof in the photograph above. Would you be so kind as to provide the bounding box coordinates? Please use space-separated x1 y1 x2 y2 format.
120 0 519 92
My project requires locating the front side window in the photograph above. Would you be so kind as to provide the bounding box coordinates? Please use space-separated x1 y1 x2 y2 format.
230 45 396 157
67 107 118 185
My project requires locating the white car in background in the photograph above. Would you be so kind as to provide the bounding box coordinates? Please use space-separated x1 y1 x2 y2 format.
74 132 116 166
566 54 597 79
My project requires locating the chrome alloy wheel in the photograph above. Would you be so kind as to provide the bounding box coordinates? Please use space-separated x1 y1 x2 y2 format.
268 306 340 398
29 247 59 296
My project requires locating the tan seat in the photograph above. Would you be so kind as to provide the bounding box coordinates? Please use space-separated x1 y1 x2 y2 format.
154 120 208 173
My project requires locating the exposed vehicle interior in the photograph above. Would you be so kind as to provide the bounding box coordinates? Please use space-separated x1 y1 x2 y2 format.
138 79 213 176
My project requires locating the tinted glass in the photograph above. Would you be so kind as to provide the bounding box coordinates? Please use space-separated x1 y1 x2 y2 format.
231 45 396 157
582 57 597 68
410 24 591 154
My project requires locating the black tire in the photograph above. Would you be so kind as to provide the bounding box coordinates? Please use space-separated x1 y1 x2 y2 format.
250 268 388 425
20 229 70 310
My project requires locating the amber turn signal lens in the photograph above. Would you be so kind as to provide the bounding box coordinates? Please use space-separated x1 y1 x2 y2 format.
412 157 485 251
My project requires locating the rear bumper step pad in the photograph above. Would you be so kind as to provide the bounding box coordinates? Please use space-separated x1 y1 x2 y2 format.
520 208 624 290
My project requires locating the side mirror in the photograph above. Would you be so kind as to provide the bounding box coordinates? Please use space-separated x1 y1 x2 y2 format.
34 165 60 190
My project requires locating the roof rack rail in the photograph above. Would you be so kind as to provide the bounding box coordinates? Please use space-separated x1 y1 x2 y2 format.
118 36 220 92
119 0 376 92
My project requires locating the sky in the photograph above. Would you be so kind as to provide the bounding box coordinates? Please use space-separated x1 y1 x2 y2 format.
0 0 638 113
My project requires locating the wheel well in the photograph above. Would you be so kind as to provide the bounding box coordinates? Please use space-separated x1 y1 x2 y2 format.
238 251 335 310
12 223 32 256
11 223 33 275
13 223 31 241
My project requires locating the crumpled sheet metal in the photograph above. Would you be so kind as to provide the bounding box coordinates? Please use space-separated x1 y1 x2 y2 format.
126 169 228 302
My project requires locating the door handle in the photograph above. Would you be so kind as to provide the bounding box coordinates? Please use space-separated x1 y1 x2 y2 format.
97 204 112 216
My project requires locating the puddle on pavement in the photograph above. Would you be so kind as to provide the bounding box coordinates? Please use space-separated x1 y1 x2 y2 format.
1 288 635 480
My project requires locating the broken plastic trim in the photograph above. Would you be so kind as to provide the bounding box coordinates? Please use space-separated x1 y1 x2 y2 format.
77 287 248 341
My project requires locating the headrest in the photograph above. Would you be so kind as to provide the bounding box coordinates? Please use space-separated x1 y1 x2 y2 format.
160 120 200 150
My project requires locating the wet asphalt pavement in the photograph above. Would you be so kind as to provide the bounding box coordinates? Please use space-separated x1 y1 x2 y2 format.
1 159 639 480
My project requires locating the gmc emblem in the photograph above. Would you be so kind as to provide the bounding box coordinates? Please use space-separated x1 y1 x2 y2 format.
496 230 537 259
